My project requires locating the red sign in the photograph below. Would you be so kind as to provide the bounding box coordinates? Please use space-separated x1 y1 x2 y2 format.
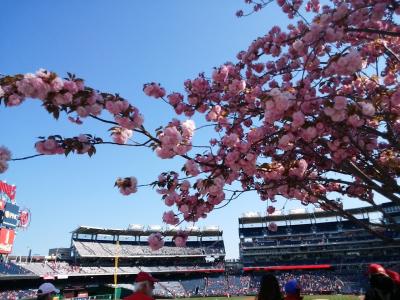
0 228 15 254
0 181 16 202
243 264 332 271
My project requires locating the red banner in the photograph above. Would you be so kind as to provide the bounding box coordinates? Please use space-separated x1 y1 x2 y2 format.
0 228 15 254
243 264 332 271
0 181 16 202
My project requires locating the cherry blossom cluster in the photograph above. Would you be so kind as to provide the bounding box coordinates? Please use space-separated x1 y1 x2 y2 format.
115 177 138 196
155 119 195 159
144 0 400 230
0 69 144 130
110 127 133 144
143 83 166 99
34 134 101 157
155 172 215 224
0 147 11 173
173 231 188 247
147 232 164 251
147 231 188 250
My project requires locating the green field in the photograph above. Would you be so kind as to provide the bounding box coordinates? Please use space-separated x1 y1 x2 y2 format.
173 296 361 300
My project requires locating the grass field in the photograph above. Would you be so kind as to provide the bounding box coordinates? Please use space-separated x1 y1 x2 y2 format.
174 296 361 300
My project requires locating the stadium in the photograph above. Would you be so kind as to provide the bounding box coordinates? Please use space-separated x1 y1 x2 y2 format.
1 188 399 299
2 0 400 299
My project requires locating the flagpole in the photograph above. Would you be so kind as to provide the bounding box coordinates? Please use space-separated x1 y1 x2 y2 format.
114 240 120 300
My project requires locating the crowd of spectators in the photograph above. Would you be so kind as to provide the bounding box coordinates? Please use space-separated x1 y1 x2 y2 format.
151 272 366 297
0 261 32 276
0 289 36 299
0 270 383 299
14 261 225 278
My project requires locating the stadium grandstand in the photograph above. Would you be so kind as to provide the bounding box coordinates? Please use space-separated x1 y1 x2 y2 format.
0 203 399 298
11 224 225 280
238 202 400 294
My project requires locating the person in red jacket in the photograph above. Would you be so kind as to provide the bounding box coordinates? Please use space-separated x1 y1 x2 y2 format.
124 272 158 300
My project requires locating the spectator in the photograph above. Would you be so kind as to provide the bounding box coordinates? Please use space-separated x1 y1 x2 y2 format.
284 280 302 300
386 269 400 300
36 283 60 300
124 271 158 300
256 274 282 300
365 264 396 300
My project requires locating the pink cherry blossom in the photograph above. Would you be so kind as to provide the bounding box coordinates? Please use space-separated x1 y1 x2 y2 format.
268 222 278 232
222 133 240 148
212 65 229 83
143 83 166 98
289 159 308 179
292 111 305 128
228 79 246 95
116 177 138 196
156 120 195 159
162 211 179 225
267 205 275 214
360 102 376 116
0 160 8 173
168 93 184 106
184 160 200 176
35 139 64 155
15 74 50 99
111 127 133 144
174 232 188 247
0 146 11 162
148 233 164 251
0 146 11 174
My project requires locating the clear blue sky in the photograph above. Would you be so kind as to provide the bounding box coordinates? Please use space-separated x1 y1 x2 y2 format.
0 0 362 259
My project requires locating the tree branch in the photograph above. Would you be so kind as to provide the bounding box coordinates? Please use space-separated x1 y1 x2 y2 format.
346 28 400 37
11 154 44 161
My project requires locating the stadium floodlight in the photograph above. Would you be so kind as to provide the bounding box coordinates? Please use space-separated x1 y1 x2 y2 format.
272 210 282 216
289 208 306 214
127 224 144 231
80 225 103 230
242 212 261 218
204 225 219 231
167 225 180 231
186 225 200 231
148 225 162 231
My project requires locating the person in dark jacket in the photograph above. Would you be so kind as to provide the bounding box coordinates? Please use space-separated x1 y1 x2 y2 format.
124 272 158 300
386 269 400 300
256 273 283 300
365 264 396 300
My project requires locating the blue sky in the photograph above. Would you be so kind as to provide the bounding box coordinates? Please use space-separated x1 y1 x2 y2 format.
0 0 365 259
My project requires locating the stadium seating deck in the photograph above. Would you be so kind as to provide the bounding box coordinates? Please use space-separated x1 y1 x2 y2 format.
72 240 223 257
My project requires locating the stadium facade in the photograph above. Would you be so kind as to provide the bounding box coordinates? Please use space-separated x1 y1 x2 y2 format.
70 225 225 272
239 203 400 271
0 202 400 298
